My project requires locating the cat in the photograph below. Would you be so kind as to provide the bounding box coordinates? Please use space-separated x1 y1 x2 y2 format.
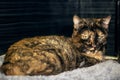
1 15 111 75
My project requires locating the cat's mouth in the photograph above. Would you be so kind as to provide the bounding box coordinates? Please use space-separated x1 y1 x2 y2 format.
81 44 102 54
88 47 95 51
86 46 96 51
83 47 98 54
86 50 97 54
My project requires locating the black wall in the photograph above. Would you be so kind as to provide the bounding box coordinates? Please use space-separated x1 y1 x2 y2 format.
117 0 120 56
0 0 118 56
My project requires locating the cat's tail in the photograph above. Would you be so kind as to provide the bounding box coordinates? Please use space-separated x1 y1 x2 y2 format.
1 53 63 76
104 55 120 63
104 56 118 60
1 49 77 76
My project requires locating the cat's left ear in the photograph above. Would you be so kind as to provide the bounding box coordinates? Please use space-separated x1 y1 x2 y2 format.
73 15 80 25
102 16 111 29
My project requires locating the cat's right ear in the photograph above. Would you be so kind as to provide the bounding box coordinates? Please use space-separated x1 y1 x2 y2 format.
101 16 111 29
73 15 80 25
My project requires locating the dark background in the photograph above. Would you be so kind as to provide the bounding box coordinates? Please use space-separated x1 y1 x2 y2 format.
0 0 119 56
117 0 120 57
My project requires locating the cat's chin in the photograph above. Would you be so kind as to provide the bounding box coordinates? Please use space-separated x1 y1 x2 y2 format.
83 47 96 52
86 50 96 54
88 47 95 51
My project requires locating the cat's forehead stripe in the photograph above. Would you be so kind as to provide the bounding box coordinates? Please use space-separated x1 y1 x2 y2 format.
79 18 101 27
80 27 107 36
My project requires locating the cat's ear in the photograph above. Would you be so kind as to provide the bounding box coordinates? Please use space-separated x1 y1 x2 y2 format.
103 16 111 25
101 16 111 29
73 15 80 25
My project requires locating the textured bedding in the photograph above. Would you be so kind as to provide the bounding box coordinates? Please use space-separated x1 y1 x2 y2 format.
0 55 120 80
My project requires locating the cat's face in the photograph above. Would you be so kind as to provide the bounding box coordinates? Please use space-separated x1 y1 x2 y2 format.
72 15 111 56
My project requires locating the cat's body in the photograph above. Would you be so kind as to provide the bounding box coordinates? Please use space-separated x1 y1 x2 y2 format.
1 36 80 75
1 15 111 75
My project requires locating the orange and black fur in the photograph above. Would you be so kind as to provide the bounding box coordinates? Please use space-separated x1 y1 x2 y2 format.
1 15 111 75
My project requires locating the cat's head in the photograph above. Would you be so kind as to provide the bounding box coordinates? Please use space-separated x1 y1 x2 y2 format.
72 15 111 56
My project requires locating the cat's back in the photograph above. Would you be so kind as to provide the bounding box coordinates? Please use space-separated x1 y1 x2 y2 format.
1 35 79 75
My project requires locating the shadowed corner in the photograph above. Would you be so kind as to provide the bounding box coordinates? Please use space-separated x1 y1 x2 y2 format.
117 48 120 63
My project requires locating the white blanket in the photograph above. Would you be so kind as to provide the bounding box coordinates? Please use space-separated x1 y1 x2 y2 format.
0 55 120 80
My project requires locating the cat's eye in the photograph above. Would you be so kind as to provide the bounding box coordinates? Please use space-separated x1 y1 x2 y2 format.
98 35 105 42
98 35 105 39
81 34 89 40
74 28 78 31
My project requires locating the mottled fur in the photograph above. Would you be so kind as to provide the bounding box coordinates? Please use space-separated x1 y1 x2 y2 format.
1 36 81 75
1 15 111 75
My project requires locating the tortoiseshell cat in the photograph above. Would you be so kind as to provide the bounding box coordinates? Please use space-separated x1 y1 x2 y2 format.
1 15 111 75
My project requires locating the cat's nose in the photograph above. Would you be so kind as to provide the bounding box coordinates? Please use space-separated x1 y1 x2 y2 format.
89 37 96 47
89 44 96 51
89 41 96 48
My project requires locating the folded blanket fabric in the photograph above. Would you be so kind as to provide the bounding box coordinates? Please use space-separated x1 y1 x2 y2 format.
0 55 120 80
